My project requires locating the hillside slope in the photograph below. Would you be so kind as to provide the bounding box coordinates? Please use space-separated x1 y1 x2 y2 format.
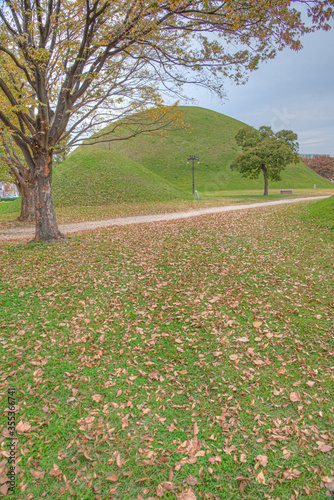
52 149 187 206
96 106 333 193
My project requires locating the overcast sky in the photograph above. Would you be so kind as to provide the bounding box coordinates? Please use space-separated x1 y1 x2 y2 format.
184 25 334 156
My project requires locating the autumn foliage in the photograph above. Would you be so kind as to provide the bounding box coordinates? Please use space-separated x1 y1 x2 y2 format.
300 155 334 181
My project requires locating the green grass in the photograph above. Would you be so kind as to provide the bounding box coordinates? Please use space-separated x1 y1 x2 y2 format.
300 195 334 232
0 201 333 499
0 198 20 216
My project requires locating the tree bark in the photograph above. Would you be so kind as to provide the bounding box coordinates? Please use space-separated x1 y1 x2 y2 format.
261 164 269 196
33 154 63 242
17 182 36 222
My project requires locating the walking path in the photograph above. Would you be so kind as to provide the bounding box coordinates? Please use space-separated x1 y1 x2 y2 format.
0 196 329 242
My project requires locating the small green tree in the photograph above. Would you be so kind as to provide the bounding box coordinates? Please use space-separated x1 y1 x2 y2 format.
231 126 299 196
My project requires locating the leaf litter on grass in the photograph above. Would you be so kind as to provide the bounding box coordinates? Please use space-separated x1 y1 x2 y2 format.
0 203 333 499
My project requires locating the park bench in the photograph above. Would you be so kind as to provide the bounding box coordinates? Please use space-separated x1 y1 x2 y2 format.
280 189 293 194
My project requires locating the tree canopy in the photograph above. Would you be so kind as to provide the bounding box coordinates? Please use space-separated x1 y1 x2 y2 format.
231 126 299 195
0 0 333 240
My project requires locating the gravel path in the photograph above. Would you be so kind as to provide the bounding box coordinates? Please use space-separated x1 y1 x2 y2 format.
0 196 329 242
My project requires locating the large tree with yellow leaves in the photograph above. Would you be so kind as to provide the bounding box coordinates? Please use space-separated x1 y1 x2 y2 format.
0 0 333 241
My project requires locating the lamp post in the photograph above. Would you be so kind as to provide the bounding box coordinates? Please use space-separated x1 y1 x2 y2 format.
187 155 200 194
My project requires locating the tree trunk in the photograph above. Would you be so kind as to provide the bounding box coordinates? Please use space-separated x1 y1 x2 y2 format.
33 154 63 242
261 164 269 196
17 183 36 222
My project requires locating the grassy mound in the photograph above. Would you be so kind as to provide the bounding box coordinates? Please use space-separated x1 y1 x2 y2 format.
96 106 333 194
52 149 187 206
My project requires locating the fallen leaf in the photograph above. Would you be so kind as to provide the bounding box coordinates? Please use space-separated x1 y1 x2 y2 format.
16 421 31 433
255 454 268 467
186 475 198 486
49 466 62 477
116 453 122 468
0 484 9 496
236 337 249 342
322 477 334 492
229 354 238 361
236 477 249 493
255 470 266 485
156 484 165 497
318 444 332 453
277 368 287 375
194 450 205 457
92 394 103 402
289 391 302 402
193 423 199 436
253 359 264 365
106 474 119 482
162 482 176 492
253 321 262 328
177 487 197 500
30 469 45 479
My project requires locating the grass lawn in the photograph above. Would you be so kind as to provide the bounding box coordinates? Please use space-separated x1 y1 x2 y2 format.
0 198 333 499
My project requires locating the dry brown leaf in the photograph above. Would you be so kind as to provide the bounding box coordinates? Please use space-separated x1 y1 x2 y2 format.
16 421 31 433
0 483 9 497
253 359 264 365
92 394 103 402
255 470 266 485
177 487 197 500
322 477 334 492
229 354 238 361
318 443 332 453
193 422 199 436
156 485 165 497
49 466 61 478
255 454 268 467
162 482 176 492
106 473 119 482
30 469 45 479
253 321 263 328
116 452 122 468
236 477 250 494
224 445 237 455
186 475 198 486
289 391 301 402
240 453 247 463
236 337 249 342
